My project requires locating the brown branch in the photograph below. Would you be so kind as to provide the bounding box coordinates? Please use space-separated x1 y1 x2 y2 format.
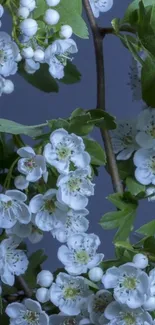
99 26 136 38
15 276 32 298
83 0 123 193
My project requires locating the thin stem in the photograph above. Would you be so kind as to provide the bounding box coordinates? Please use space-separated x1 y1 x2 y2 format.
83 0 123 193
99 25 136 38
15 276 32 298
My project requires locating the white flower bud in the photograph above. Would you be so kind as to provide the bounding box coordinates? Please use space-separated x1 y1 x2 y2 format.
44 9 60 25
46 0 60 6
22 46 34 59
132 253 148 269
37 270 53 287
18 6 30 19
16 53 22 62
59 25 73 39
3 80 14 94
20 0 36 11
88 267 104 282
143 296 155 311
20 18 38 37
36 288 49 303
0 5 4 18
33 49 45 62
14 175 29 190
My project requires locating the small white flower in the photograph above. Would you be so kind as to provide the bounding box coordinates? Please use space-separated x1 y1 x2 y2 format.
101 301 153 325
14 175 29 190
133 148 155 185
21 46 34 59
44 39 78 79
56 168 94 210
6 299 49 325
33 49 45 62
143 268 155 311
49 315 89 325
146 186 155 202
49 272 92 315
37 270 54 287
0 5 4 18
36 288 49 303
18 7 30 19
0 190 31 229
20 0 36 11
46 0 60 5
43 129 90 174
88 267 103 282
59 25 73 39
58 233 104 275
111 120 138 160
24 58 40 74
20 18 38 37
44 9 60 25
0 32 19 77
17 146 47 183
0 236 29 286
2 79 14 94
102 263 149 308
136 109 155 149
132 253 148 269
89 0 113 18
88 290 113 325
51 208 89 243
29 189 68 231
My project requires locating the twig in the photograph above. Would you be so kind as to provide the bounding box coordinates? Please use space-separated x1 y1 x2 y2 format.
83 0 123 193
99 26 136 38
15 276 32 298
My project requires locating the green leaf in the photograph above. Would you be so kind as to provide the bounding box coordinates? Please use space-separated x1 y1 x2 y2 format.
24 250 47 288
48 118 70 131
70 108 86 119
126 177 146 196
33 0 47 19
143 236 155 254
117 159 135 180
87 110 117 130
84 278 99 289
111 18 120 34
122 0 155 24
136 220 155 236
60 62 81 84
56 0 89 38
0 313 9 324
114 209 136 242
68 114 94 135
0 119 45 137
137 4 155 57
115 240 134 251
99 210 127 230
18 62 59 93
141 56 155 107
83 138 106 165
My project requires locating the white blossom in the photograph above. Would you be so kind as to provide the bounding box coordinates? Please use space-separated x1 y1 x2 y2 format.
36 288 49 303
43 129 90 174
89 0 113 18
88 290 113 325
49 272 92 315
136 109 155 149
0 5 4 18
132 253 148 269
14 175 29 190
46 0 61 5
58 233 104 275
44 9 60 25
17 146 47 183
21 46 34 59
44 39 78 79
101 301 153 325
51 208 89 243
143 268 155 311
33 49 45 62
128 52 146 101
111 120 138 160
0 76 14 96
102 263 149 308
37 270 54 288
0 32 19 77
24 58 40 74
146 186 155 202
0 236 29 286
57 168 94 210
49 315 90 325
59 25 73 39
88 267 103 282
29 189 68 231
20 18 38 37
133 148 155 185
0 190 31 229
6 299 49 325
18 7 30 19
20 0 36 12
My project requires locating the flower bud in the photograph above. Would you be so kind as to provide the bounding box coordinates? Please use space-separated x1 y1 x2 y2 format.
0 5 4 18
59 25 73 39
3 80 14 94
20 0 36 11
132 253 148 269
36 288 49 303
143 296 155 311
18 7 30 19
44 9 60 25
16 53 22 62
88 267 103 282
14 175 29 190
37 270 54 287
22 46 34 59
20 18 38 37
46 0 60 6
33 49 45 62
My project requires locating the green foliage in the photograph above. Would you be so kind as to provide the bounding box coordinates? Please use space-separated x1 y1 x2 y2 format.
99 193 137 242
61 62 81 84
126 177 146 196
141 56 155 107
136 220 155 236
117 159 135 180
83 138 106 166
23 250 47 289
122 0 155 25
0 119 45 137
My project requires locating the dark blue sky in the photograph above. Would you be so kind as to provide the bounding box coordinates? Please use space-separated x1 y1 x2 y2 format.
1 0 152 269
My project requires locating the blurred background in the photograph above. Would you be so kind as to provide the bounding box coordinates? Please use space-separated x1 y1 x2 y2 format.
1 0 151 270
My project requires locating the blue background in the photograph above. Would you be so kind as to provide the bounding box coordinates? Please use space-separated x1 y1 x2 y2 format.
1 0 152 270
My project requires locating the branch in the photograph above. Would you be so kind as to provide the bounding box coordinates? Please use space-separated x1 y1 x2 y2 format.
83 0 123 193
99 26 136 38
15 276 32 298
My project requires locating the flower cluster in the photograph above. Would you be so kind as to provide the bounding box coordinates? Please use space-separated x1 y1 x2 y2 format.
89 0 113 18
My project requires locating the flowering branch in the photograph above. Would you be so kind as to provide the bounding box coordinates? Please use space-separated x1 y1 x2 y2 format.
83 0 123 193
